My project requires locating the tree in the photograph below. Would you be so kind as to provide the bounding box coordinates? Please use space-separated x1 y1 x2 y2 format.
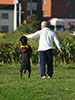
27 14 40 31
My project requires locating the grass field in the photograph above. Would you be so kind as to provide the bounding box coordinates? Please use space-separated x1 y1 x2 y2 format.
0 65 75 100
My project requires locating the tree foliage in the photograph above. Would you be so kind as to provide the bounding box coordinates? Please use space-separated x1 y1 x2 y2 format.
18 14 41 33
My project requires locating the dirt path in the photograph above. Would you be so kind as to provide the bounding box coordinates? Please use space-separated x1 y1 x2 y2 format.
0 67 39 71
0 67 75 71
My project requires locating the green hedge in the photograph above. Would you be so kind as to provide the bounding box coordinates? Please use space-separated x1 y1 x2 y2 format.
53 32 75 64
0 33 75 65
0 43 21 64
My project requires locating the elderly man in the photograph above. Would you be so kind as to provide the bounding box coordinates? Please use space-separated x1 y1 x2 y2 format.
25 21 62 79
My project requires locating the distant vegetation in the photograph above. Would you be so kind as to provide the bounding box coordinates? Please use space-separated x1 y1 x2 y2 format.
0 30 75 65
17 14 40 33
0 14 75 65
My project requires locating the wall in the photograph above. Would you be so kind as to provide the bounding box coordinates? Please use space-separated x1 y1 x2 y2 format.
52 0 75 18
42 0 52 18
0 0 14 5
0 10 14 32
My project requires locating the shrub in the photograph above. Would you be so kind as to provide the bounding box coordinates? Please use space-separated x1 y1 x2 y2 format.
0 33 6 38
0 32 75 65
0 43 38 64
54 32 75 64
31 50 38 64
27 14 40 30
17 24 32 33
17 14 41 33
0 43 21 64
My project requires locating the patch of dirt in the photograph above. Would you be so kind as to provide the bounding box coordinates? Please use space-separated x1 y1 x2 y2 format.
0 67 75 71
0 67 39 71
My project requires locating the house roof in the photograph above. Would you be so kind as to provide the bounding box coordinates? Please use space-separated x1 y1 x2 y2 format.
0 0 18 5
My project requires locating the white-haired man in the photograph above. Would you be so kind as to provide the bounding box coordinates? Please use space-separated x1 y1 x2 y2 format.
25 21 62 79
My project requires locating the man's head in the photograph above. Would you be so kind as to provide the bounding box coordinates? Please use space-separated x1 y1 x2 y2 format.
41 21 48 29
19 36 27 45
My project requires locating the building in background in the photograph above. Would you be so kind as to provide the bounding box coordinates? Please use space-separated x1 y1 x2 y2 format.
20 0 42 22
42 0 75 19
0 0 75 33
0 0 42 33
0 0 18 33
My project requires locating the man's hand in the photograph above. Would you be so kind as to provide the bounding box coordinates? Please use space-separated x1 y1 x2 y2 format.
23 34 26 37
58 48 62 53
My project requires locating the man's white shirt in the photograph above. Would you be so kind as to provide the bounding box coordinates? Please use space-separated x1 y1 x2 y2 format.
26 27 61 51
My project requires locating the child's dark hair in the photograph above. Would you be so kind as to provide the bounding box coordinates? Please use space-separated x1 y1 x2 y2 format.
19 36 27 45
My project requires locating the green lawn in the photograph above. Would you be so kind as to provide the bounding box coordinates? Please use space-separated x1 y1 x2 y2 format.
0 65 75 100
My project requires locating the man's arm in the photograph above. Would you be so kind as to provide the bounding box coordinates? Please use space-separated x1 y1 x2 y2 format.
53 32 62 53
25 31 40 38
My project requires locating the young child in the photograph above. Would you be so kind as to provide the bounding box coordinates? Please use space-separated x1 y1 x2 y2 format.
19 36 32 78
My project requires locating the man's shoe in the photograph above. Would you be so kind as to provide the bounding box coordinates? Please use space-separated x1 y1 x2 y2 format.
42 76 46 79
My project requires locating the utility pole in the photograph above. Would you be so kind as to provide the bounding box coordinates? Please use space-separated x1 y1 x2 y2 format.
14 3 17 31
19 3 21 26
30 0 32 16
